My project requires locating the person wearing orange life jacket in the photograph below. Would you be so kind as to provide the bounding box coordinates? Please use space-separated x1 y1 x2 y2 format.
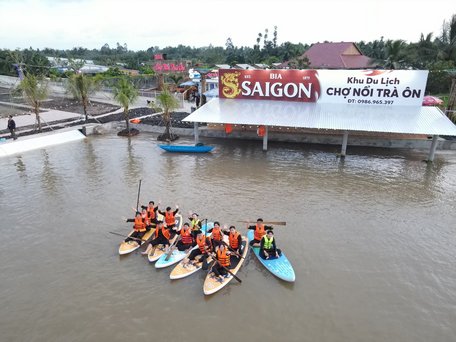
158 205 179 230
183 230 212 270
222 225 243 256
260 230 282 259
140 208 152 228
210 243 233 280
208 221 223 247
174 223 194 252
141 200 159 225
247 218 273 247
141 221 171 255
125 211 147 246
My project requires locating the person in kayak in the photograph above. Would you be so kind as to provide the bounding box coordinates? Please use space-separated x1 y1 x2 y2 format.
210 243 233 280
223 225 243 256
158 205 179 229
188 211 202 238
125 211 147 246
208 221 223 247
183 231 212 270
175 223 194 252
141 221 170 255
260 230 282 259
247 218 273 247
142 201 159 225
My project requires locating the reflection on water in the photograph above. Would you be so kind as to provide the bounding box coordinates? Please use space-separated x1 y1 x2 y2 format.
0 134 455 342
40 150 61 196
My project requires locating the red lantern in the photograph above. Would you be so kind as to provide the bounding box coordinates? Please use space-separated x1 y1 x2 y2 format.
224 124 233 134
257 125 265 137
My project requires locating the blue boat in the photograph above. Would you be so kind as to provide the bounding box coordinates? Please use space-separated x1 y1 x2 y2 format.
158 144 214 153
247 230 295 282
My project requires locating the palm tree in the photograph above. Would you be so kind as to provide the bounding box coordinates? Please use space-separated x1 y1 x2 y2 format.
17 74 49 132
154 86 180 141
66 73 100 122
383 39 406 69
168 73 184 86
112 77 138 135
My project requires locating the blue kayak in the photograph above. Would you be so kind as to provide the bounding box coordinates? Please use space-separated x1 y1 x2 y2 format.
159 145 214 153
247 230 295 282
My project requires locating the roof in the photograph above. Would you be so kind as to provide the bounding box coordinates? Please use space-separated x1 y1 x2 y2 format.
234 64 256 70
304 42 372 69
215 64 231 69
183 98 456 136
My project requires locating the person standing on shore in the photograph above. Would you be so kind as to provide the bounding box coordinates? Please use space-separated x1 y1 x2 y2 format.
7 115 17 140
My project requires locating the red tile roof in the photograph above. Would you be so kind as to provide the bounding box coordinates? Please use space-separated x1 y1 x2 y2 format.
303 42 372 69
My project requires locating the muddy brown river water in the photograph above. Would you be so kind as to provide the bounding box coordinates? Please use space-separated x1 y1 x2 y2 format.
0 134 455 342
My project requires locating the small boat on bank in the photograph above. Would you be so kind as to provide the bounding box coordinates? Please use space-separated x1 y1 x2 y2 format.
147 214 183 262
203 236 249 295
247 230 295 282
158 144 214 153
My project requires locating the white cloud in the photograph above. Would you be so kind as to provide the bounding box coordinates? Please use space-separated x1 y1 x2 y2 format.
0 0 454 50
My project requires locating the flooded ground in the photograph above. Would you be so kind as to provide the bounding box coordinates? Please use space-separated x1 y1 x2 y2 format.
0 134 455 342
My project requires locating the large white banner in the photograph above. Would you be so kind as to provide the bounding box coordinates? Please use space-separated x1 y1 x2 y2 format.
317 69 428 106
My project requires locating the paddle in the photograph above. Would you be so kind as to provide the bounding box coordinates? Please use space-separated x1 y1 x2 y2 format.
238 220 286 226
208 252 242 283
135 179 142 212
165 235 181 261
220 239 245 260
109 231 148 242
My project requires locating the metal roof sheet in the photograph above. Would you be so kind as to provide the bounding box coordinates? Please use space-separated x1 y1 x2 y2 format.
183 98 456 136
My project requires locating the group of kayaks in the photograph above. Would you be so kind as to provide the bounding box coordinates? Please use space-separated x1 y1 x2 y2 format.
117 213 295 296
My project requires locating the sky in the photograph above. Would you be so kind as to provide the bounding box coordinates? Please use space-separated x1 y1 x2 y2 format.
0 0 454 51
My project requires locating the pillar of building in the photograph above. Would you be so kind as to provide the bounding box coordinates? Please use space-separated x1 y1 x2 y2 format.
427 135 439 162
341 131 349 157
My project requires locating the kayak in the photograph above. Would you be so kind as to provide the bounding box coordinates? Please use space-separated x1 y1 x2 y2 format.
147 214 183 262
203 236 249 295
159 144 214 153
247 230 295 282
155 221 213 269
169 223 215 280
118 227 155 255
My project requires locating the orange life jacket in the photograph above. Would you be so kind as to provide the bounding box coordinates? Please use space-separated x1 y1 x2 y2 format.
141 213 150 226
134 216 146 232
229 231 240 249
211 227 222 241
180 229 193 244
196 236 209 254
217 249 230 267
165 211 175 226
254 224 266 241
147 207 156 220
155 226 170 240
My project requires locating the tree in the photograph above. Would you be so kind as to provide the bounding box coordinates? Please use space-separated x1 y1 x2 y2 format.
112 77 139 135
154 85 180 141
17 74 49 131
168 73 184 86
66 73 100 122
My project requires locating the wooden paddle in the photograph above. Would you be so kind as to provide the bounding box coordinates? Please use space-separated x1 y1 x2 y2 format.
164 235 181 261
221 240 245 260
208 252 242 283
238 220 286 226
135 179 142 212
109 231 147 242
